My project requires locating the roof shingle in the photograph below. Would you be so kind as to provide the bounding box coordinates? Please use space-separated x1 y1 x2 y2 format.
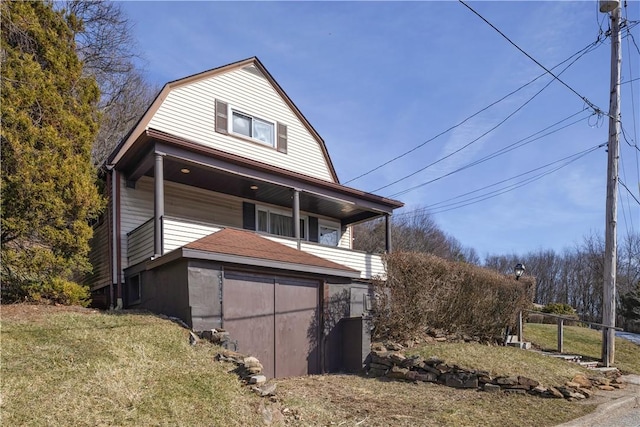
184 228 357 273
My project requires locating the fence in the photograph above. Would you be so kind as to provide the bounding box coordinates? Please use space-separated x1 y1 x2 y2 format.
517 309 623 360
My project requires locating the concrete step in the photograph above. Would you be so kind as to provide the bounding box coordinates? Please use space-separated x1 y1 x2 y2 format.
506 341 532 350
578 360 600 369
542 352 583 363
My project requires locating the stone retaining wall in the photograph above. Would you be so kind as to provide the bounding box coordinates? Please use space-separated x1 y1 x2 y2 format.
366 342 626 400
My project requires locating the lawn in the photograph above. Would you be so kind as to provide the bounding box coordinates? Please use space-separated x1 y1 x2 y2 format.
524 322 640 375
1 305 607 426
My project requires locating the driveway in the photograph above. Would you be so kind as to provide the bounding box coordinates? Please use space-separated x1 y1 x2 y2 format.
616 331 640 346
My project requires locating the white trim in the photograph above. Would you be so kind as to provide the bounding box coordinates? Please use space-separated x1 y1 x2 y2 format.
228 104 276 147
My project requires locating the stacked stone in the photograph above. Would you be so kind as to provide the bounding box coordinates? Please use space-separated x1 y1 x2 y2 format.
365 342 624 401
198 329 231 346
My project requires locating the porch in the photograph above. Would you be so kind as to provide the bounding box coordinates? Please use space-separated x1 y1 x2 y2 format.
127 216 386 280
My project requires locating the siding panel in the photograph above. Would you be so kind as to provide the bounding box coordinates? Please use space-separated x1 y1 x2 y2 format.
121 177 244 267
149 66 334 182
86 220 111 289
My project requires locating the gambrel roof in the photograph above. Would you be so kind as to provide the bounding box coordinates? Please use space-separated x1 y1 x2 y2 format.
108 57 340 183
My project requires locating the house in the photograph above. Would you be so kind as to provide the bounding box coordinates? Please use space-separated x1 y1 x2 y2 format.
87 57 403 378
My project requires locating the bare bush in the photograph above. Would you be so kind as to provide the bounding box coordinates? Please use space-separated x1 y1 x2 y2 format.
373 252 535 342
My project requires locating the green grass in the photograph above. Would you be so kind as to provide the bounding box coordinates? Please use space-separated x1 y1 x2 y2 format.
524 323 640 374
1 306 614 426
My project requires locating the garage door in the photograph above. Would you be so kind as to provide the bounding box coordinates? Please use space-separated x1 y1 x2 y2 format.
222 271 320 378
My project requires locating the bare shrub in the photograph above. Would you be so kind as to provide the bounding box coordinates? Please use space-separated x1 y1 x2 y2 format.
373 252 535 342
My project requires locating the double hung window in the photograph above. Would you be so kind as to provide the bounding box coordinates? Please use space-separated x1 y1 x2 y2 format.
231 110 275 147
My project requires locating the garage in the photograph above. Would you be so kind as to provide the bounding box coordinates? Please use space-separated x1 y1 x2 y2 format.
223 270 320 378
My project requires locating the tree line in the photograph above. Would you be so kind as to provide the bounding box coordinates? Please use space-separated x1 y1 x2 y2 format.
354 213 640 326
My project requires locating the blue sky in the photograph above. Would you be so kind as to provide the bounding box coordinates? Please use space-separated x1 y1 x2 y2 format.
120 0 640 260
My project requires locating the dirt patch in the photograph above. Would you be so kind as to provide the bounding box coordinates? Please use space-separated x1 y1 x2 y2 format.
1 303 100 321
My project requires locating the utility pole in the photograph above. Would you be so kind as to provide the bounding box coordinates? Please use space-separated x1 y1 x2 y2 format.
600 0 621 367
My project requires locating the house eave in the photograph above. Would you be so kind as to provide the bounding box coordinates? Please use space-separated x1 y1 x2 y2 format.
146 247 361 279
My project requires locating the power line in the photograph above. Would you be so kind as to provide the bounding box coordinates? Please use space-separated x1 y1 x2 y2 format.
388 109 591 198
394 142 605 216
371 42 598 194
459 0 608 118
619 179 640 206
343 37 605 185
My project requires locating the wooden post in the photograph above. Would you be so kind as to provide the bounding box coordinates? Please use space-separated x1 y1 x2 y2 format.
557 318 564 353
293 188 300 249
517 311 523 343
601 1 621 368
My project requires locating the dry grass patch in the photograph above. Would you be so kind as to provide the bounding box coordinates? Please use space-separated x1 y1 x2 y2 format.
1 305 606 427
1 305 263 427
408 342 595 386
524 323 640 374
274 374 594 426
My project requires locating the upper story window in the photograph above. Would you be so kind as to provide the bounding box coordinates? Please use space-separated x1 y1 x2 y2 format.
231 110 275 147
215 99 288 153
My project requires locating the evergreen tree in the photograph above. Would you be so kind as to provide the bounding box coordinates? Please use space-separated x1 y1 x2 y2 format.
620 283 640 325
1 1 104 301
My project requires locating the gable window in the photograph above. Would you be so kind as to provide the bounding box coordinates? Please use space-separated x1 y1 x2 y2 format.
257 206 306 239
231 110 275 147
216 99 287 153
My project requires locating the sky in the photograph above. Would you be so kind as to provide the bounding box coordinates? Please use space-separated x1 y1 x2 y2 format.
119 0 640 261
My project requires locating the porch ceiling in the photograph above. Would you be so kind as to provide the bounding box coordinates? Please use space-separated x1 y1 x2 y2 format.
118 131 402 225
157 158 370 223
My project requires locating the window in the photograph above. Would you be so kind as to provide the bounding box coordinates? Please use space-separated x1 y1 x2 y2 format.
216 100 287 153
319 225 340 246
257 207 306 239
231 110 274 146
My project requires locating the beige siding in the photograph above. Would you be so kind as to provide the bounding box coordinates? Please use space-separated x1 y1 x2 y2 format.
148 66 334 182
340 225 352 249
127 219 154 266
120 176 244 267
163 219 221 253
265 235 385 280
85 219 111 289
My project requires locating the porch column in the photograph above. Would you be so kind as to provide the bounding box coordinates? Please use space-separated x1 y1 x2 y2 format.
154 153 165 257
293 188 301 249
385 213 392 253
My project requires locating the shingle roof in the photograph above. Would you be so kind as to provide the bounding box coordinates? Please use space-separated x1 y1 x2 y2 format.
184 228 358 274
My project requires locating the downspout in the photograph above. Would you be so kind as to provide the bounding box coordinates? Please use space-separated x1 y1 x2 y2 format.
106 165 121 309
115 169 123 309
107 169 114 310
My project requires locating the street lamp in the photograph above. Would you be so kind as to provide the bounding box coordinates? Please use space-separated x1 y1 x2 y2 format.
514 263 525 280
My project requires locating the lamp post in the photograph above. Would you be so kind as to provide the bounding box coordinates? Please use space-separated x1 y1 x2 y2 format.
514 263 526 343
